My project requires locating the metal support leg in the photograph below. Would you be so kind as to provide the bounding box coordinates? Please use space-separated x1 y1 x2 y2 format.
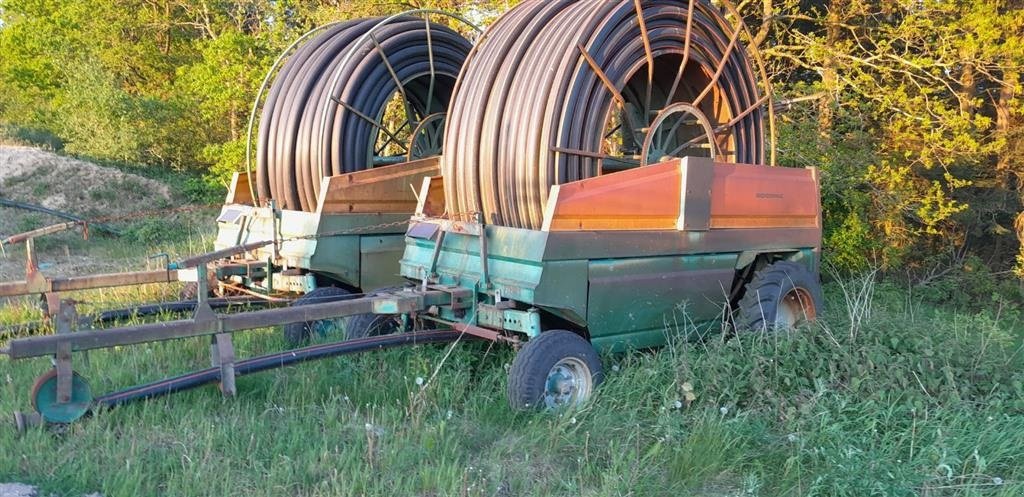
195 261 235 396
193 262 216 322
54 300 77 404
210 333 236 397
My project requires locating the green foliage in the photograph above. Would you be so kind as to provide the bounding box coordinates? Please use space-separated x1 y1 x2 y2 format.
0 0 513 192
201 137 248 190
767 0 1024 277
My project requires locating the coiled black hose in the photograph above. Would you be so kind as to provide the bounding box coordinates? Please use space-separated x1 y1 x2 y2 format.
93 330 469 409
442 0 771 229
256 17 473 211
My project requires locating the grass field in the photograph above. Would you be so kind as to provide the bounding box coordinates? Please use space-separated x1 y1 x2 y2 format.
1 234 1022 497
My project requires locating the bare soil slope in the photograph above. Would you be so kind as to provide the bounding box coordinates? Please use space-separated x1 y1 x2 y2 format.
0 146 176 279
0 146 172 229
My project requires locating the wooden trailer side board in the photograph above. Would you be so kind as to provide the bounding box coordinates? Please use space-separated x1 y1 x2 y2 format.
316 157 441 214
541 157 820 232
226 172 255 206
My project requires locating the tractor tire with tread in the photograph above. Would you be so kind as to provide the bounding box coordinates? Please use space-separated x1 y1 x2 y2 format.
736 261 822 332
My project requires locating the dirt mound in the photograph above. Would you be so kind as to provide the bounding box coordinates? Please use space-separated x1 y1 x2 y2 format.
0 146 173 232
0 147 181 280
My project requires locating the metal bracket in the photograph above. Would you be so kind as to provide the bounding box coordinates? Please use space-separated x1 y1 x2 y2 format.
476 212 490 291
434 285 474 310
195 262 213 310
270 199 281 260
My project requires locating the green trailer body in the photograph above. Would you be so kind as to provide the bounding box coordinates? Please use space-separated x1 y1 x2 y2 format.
212 205 410 292
206 158 442 294
400 219 818 352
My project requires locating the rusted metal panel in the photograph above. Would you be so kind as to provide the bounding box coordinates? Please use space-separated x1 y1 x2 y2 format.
415 176 446 217
678 157 715 231
225 172 255 206
709 163 819 229
315 157 439 214
539 158 819 232
541 159 682 231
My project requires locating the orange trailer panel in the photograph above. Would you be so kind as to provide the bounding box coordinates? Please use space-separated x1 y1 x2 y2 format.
541 157 820 232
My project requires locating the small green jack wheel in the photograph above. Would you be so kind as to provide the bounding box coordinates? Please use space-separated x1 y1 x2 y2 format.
30 369 93 423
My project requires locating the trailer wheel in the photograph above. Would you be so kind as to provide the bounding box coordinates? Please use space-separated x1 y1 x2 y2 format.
283 286 355 346
737 261 822 332
507 330 603 411
344 286 416 339
31 369 93 424
345 313 403 339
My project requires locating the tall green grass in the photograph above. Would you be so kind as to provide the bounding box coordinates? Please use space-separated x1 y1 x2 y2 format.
0 275 1021 496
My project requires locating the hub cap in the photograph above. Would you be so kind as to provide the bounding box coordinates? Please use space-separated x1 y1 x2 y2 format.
543 357 593 409
775 287 816 329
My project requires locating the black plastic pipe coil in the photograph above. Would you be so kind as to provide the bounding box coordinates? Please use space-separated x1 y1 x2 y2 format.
442 0 766 229
256 17 472 212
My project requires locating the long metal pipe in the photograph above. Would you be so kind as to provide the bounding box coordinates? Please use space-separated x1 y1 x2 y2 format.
0 269 179 297
0 199 121 235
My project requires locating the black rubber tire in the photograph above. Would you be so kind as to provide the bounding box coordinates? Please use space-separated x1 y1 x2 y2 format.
283 286 354 346
507 330 604 411
345 313 402 339
736 261 823 332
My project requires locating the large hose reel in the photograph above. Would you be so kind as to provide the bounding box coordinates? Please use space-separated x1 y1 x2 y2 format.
441 0 775 229
247 12 477 212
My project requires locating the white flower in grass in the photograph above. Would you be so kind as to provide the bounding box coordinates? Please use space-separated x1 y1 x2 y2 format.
720 406 729 416
993 477 1004 486
611 364 620 372
673 400 683 409
415 376 424 386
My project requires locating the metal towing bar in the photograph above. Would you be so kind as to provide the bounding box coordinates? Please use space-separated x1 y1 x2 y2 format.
0 245 498 428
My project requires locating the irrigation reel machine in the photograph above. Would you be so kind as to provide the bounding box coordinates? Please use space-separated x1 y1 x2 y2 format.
2 0 823 428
